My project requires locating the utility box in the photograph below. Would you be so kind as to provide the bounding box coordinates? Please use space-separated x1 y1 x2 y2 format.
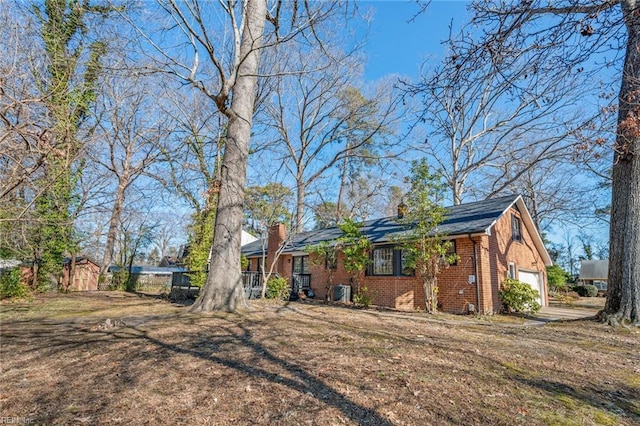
333 284 351 302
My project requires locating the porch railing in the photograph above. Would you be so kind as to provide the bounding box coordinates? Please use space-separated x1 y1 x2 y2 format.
242 271 263 299
292 273 311 294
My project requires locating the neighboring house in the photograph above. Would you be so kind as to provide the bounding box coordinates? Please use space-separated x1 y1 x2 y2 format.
109 265 186 289
241 230 259 246
242 195 552 314
578 260 608 292
62 256 100 291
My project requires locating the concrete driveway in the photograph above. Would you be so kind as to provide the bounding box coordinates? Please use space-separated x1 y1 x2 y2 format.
524 304 600 325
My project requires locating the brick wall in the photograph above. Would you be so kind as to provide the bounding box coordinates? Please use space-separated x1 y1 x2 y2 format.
487 207 548 308
308 252 355 301
436 237 481 314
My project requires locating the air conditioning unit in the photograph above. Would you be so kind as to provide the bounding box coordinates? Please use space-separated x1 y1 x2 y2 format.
333 284 351 302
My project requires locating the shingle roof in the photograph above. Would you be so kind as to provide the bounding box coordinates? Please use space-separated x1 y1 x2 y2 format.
242 195 520 257
108 265 186 274
579 260 608 280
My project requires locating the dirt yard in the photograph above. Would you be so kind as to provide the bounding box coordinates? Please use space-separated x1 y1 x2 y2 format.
1 292 638 425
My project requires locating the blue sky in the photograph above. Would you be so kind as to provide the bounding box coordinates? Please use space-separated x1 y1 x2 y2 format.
359 1 611 251
363 1 471 80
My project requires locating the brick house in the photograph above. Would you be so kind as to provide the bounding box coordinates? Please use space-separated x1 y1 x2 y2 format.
242 195 552 314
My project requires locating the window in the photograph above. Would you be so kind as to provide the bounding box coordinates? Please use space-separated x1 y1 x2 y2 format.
512 214 522 242
325 256 337 271
372 247 394 275
370 246 414 276
293 256 309 274
444 240 457 265
400 250 414 276
508 262 516 279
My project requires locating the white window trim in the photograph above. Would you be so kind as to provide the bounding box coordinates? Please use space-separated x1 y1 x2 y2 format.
508 262 516 279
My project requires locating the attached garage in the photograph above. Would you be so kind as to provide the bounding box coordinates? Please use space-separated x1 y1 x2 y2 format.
518 269 545 306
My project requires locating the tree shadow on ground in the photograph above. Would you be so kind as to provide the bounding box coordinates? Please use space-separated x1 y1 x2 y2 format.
511 375 640 422
3 313 393 425
134 320 394 425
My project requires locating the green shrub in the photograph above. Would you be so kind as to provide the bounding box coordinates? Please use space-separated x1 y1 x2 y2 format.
499 278 541 314
266 276 290 300
110 269 131 291
573 285 599 297
0 268 28 299
353 286 372 308
583 284 599 297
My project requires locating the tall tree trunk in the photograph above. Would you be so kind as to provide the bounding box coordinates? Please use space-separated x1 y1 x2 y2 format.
452 168 463 206
603 4 640 325
295 180 306 233
336 154 349 223
190 0 266 312
422 258 440 314
100 180 127 277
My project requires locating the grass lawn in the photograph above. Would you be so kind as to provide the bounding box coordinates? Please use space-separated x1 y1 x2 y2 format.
1 292 638 425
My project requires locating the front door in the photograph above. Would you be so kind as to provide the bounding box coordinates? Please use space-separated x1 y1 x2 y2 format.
292 255 311 293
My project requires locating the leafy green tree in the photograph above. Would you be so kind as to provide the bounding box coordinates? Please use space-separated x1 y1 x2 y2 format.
395 159 457 313
0 268 28 300
306 218 371 299
547 264 569 292
244 183 294 298
305 240 339 290
244 183 293 231
184 203 216 289
312 201 341 230
339 219 372 294
29 0 112 286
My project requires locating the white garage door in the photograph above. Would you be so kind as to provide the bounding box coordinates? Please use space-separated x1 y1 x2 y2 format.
518 270 544 306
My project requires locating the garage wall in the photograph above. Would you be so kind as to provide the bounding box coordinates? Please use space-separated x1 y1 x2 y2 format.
488 207 548 308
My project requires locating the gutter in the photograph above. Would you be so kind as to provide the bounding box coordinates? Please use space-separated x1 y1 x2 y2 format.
470 234 480 314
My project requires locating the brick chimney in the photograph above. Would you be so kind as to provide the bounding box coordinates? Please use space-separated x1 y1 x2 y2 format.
397 199 407 219
267 223 286 272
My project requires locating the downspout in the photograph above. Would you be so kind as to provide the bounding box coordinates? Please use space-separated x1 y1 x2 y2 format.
470 235 480 314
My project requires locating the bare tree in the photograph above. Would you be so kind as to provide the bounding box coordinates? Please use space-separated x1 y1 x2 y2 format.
262 47 402 232
478 153 610 234
0 8 50 261
112 205 158 291
404 20 604 206
151 87 224 286
92 74 167 278
468 0 638 324
129 1 351 312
